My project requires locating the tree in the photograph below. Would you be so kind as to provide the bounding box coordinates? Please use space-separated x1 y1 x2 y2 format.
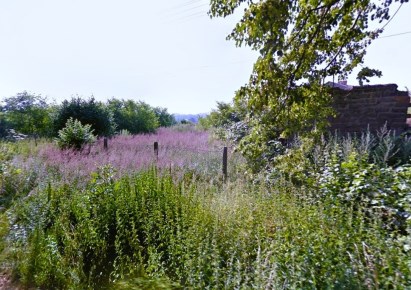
107 99 159 134
209 0 408 157
205 102 243 128
199 101 250 143
154 107 176 127
54 96 115 137
1 91 52 137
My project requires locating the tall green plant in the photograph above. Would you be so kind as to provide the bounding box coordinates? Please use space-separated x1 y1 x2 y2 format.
55 118 96 150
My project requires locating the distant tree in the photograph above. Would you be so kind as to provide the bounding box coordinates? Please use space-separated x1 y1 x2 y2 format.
107 99 159 134
54 96 115 137
106 98 125 130
1 91 52 137
180 119 192 125
154 107 176 127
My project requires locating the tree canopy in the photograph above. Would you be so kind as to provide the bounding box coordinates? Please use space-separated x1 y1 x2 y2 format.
107 99 159 134
0 91 52 137
154 107 177 128
53 96 116 137
209 0 408 154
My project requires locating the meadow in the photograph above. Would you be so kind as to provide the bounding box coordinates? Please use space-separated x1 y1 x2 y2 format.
0 126 410 289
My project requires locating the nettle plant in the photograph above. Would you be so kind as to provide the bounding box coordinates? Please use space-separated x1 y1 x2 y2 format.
56 117 96 150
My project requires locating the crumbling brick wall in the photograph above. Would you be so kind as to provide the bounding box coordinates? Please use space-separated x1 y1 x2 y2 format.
329 84 410 134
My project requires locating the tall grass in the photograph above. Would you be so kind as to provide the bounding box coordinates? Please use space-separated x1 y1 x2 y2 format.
4 166 409 289
1 127 410 289
33 127 240 186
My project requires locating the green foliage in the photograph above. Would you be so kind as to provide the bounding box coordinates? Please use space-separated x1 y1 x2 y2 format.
107 99 159 134
0 113 11 138
2 129 411 289
1 91 52 137
0 142 41 213
198 102 249 144
55 118 96 150
8 167 188 288
54 96 115 137
0 143 21 208
200 102 241 129
269 130 411 237
4 163 410 289
357 66 383 86
179 119 191 125
154 107 176 127
209 0 409 154
112 277 180 289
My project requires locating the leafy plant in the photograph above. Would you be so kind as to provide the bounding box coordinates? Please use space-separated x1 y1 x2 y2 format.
55 118 96 150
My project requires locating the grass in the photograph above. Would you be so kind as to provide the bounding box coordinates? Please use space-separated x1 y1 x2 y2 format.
6 170 410 289
0 127 410 289
32 127 239 186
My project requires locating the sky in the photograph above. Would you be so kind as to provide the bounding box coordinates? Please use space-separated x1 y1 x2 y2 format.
0 1 410 114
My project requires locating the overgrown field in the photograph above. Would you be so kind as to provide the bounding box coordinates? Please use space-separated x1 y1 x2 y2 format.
0 127 410 289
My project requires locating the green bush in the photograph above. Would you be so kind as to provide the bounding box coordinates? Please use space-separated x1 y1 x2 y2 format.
55 118 96 150
266 131 411 240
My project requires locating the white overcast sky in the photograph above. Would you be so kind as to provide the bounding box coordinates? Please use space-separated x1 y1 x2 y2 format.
0 1 410 114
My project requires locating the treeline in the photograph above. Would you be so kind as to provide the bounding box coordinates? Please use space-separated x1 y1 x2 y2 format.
0 91 176 138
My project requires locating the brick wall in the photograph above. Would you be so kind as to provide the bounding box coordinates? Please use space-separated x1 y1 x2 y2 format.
329 84 411 134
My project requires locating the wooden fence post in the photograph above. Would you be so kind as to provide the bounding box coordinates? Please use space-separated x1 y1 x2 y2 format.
154 142 159 162
222 146 228 181
104 137 108 150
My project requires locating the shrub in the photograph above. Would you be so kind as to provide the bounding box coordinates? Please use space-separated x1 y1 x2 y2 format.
55 118 96 150
266 130 411 238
